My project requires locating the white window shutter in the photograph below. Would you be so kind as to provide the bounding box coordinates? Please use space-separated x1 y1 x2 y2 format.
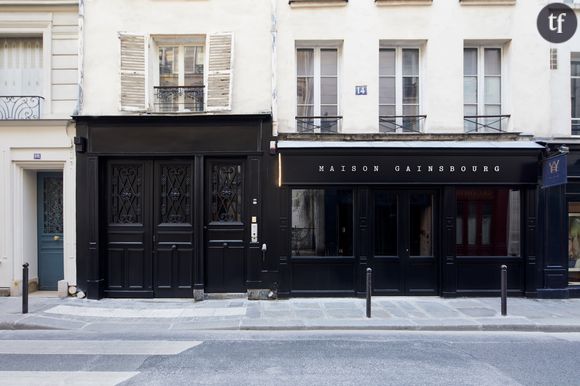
207 33 233 112
119 33 146 112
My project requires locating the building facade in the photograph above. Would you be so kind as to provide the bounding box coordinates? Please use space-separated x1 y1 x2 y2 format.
0 0 79 296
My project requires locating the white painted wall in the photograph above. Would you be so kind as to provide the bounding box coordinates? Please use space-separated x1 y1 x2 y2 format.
275 0 552 135
0 121 76 294
82 0 272 116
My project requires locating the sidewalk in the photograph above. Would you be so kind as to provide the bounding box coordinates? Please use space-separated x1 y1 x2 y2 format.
1 295 580 332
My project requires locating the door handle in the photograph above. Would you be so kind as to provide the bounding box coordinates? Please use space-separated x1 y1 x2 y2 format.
53 235 61 241
172 244 177 250
223 242 228 248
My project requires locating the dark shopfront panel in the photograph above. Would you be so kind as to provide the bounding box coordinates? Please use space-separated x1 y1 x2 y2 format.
276 146 541 298
74 115 272 300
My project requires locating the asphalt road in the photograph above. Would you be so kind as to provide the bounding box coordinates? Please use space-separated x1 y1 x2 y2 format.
0 330 579 385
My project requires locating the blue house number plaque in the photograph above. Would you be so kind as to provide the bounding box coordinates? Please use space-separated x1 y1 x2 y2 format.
355 85 367 95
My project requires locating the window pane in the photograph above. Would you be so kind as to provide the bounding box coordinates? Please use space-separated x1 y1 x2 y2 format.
211 163 243 223
456 202 463 245
297 77 314 105
375 192 397 256
291 189 353 256
572 60 580 77
402 49 419 76
484 48 501 76
379 105 396 116
379 49 395 76
464 48 477 76
297 49 314 76
379 77 395 105
321 77 337 104
321 49 338 76
321 106 339 132
457 189 520 256
379 105 396 132
184 47 204 87
485 77 501 104
159 47 178 86
464 76 477 105
572 78 580 119
297 106 314 132
410 193 433 256
403 105 420 132
568 202 580 285
403 76 418 104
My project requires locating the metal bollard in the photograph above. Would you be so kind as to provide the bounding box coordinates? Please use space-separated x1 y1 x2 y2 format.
22 263 29 314
501 265 507 316
366 268 372 318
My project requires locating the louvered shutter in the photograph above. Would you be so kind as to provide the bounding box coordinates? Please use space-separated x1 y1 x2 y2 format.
207 33 233 111
119 33 146 111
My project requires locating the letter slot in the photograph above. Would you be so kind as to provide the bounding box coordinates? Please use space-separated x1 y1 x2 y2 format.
251 223 258 243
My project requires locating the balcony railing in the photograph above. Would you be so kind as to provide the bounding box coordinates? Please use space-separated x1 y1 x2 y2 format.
379 115 426 133
464 115 510 133
296 116 342 133
154 86 204 113
0 96 44 120
573 119 580 136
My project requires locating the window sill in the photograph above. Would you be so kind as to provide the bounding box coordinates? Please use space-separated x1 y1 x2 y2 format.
289 0 348 8
375 0 432 6
459 0 516 5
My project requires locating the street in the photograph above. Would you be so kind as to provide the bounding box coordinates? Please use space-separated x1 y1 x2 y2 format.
1 330 579 385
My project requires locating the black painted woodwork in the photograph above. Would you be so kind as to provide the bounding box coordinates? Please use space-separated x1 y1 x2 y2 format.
75 115 271 299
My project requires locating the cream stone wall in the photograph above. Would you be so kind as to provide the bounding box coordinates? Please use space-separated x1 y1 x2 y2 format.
81 0 272 116
275 0 552 135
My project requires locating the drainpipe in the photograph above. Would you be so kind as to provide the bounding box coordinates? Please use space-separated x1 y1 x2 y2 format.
75 0 85 116
271 0 278 137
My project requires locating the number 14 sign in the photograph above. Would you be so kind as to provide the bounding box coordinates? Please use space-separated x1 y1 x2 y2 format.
355 85 367 96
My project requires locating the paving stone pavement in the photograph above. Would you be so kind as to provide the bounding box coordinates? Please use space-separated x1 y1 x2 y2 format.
1 295 580 332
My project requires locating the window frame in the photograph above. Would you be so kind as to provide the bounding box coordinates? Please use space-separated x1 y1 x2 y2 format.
378 46 422 133
571 53 580 135
463 45 504 132
295 45 341 133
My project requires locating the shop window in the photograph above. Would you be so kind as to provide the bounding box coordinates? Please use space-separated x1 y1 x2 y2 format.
296 47 340 133
291 189 353 256
464 46 506 132
379 47 423 133
375 192 398 256
410 193 433 256
456 188 520 256
568 202 580 285
572 53 580 135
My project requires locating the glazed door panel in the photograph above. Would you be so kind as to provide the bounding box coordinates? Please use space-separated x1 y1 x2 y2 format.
205 159 246 293
105 161 153 296
153 160 194 297
37 172 64 291
372 190 438 295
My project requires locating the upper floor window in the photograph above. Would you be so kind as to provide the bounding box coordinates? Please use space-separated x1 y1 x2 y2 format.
464 47 505 132
296 47 340 133
572 53 580 135
379 47 422 133
156 36 205 113
0 37 43 120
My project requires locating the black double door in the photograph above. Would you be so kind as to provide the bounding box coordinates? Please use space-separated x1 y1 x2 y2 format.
371 190 439 295
105 159 194 298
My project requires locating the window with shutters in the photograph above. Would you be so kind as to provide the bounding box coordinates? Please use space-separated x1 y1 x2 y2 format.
119 33 233 113
0 37 44 120
154 36 205 113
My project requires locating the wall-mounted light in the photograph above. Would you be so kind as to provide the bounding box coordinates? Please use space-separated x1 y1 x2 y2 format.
74 136 87 153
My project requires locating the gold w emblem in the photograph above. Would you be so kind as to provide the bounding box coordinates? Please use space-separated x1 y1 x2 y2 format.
549 159 560 174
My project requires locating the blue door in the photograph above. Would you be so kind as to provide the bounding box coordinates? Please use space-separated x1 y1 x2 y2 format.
37 172 64 290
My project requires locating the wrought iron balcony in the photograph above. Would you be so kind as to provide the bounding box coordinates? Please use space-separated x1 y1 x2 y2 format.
379 115 426 133
296 116 342 133
154 86 204 113
464 115 510 133
0 96 44 120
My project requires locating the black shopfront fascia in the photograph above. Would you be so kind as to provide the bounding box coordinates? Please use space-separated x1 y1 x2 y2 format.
74 114 274 300
275 146 542 298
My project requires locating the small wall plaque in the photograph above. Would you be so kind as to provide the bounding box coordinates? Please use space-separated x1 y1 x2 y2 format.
355 85 367 96
33 153 41 160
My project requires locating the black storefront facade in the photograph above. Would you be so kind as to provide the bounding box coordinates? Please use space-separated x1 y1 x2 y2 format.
74 114 274 300
272 137 546 298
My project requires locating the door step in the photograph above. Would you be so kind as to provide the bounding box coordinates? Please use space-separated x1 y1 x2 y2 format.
204 293 247 300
